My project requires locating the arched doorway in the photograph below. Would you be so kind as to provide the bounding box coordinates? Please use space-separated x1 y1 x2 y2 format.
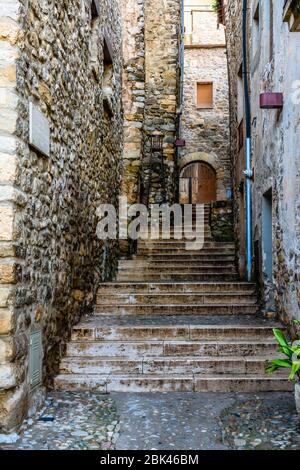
179 162 217 204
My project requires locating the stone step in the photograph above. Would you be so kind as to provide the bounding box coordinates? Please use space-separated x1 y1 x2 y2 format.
72 322 277 342
194 375 293 392
138 241 233 248
134 254 235 260
137 248 235 255
117 273 240 281
96 293 257 306
118 265 236 274
97 282 256 294
129 258 235 266
59 355 274 376
66 340 276 358
95 303 258 315
54 373 292 393
140 229 212 235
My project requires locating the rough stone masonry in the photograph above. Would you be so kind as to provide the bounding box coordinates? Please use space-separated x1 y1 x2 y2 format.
120 0 182 210
0 0 123 433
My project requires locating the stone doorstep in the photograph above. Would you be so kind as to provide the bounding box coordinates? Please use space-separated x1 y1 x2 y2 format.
96 293 257 305
138 241 234 247
132 255 235 266
116 274 240 282
117 269 237 276
117 267 236 274
94 304 258 315
72 324 276 342
123 259 235 265
97 282 257 293
132 254 235 259
66 340 278 358
137 250 236 256
118 261 236 268
54 374 293 393
59 355 273 376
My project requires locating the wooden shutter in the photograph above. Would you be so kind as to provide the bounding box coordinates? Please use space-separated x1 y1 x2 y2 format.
197 83 213 109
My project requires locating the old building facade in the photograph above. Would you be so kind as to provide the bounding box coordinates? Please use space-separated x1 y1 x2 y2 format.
0 0 183 435
0 0 123 433
179 0 231 204
121 0 182 211
2 0 299 439
223 0 300 324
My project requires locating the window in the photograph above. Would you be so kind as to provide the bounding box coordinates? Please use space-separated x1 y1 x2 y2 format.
90 1 100 79
252 2 261 59
238 119 244 151
197 82 213 109
91 0 99 19
103 31 114 117
237 63 244 122
283 0 300 31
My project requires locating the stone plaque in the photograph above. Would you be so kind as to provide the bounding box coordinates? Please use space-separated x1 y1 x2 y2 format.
29 102 50 157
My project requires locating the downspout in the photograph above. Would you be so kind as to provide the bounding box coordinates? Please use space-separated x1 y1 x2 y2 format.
180 0 185 109
242 0 253 281
176 0 185 202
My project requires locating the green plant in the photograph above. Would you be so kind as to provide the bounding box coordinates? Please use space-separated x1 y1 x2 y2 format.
266 320 300 381
212 0 222 14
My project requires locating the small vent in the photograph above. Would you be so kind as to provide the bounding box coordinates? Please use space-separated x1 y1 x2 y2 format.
29 330 43 390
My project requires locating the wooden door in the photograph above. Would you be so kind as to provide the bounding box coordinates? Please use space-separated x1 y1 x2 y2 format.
180 162 216 204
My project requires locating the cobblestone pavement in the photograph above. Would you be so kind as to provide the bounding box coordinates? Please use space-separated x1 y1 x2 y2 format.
113 392 300 450
1 391 299 450
221 394 300 450
0 392 119 450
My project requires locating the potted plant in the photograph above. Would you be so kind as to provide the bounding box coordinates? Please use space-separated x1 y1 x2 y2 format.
266 320 300 416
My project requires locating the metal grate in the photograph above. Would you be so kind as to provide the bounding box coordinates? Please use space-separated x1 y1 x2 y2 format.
29 330 43 390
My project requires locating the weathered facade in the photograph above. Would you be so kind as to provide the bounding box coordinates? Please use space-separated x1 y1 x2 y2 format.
121 0 182 207
223 0 300 323
179 0 231 203
0 0 123 433
222 0 249 277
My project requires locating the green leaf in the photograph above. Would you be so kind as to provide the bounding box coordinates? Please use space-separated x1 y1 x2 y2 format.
294 320 300 328
270 359 292 368
278 345 294 359
266 364 279 374
288 362 300 381
273 329 289 348
265 359 292 374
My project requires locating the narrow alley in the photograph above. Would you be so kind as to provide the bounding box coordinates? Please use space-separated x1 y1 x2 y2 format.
0 0 300 455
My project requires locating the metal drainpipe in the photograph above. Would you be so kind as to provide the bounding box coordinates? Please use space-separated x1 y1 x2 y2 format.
242 0 253 281
181 0 185 108
175 0 185 202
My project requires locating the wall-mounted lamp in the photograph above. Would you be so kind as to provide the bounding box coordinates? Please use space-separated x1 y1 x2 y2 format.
175 139 186 148
260 93 283 110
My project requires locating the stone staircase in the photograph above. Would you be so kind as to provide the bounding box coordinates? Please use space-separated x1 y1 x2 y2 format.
55 205 291 392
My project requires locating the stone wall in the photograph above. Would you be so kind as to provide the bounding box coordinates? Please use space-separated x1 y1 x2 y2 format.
120 0 145 207
224 0 300 324
0 0 123 433
211 201 234 242
250 0 300 320
222 0 249 277
119 0 181 251
179 1 231 202
142 0 181 204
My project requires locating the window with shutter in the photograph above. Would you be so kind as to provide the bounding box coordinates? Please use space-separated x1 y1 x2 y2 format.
197 82 213 109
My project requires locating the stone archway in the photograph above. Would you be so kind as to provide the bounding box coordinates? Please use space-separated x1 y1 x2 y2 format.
179 152 227 201
179 162 217 204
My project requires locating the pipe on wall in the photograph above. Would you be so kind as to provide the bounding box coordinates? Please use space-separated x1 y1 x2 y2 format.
242 0 253 281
